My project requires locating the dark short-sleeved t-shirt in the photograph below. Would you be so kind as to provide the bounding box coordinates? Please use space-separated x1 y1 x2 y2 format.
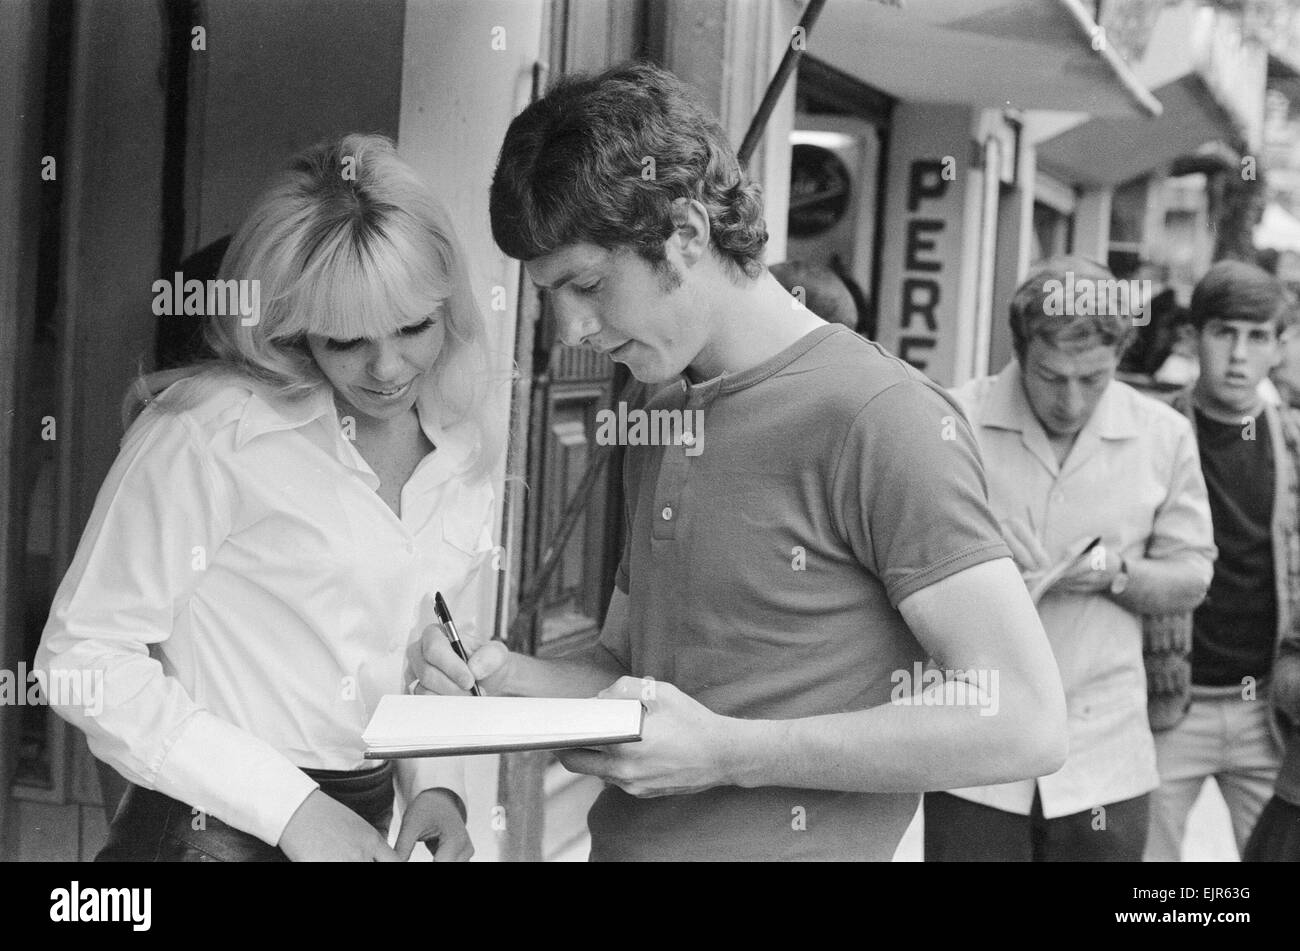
590 324 1011 861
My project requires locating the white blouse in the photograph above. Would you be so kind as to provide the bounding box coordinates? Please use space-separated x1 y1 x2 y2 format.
36 377 496 846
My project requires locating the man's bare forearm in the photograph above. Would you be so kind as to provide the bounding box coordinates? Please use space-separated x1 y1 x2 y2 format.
498 644 628 698
720 678 1064 793
497 588 631 697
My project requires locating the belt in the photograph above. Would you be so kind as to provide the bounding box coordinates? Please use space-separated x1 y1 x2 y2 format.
1190 680 1270 701
96 761 395 862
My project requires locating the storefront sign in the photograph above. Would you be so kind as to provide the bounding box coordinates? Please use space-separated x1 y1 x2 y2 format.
897 158 948 372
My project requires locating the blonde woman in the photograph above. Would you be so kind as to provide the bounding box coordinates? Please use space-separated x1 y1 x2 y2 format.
37 134 501 861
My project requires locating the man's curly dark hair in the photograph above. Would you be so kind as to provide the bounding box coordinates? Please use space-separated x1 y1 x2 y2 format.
490 60 768 281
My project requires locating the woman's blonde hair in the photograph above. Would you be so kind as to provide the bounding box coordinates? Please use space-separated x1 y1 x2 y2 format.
127 133 503 481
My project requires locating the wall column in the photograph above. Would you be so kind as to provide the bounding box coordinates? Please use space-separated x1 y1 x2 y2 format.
653 0 802 263
1075 185 1115 264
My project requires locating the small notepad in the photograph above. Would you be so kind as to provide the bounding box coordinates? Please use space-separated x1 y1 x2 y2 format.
1028 535 1104 603
362 695 645 758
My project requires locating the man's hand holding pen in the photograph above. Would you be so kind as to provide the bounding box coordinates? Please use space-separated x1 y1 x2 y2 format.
1002 518 1120 597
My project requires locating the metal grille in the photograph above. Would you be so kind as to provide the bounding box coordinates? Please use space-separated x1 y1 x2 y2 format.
550 346 613 382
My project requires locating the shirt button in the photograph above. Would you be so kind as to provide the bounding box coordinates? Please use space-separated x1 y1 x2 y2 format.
661 506 673 521
404 539 415 554
1052 491 1065 503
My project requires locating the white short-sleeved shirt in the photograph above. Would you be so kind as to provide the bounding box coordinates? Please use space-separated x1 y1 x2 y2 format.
948 362 1216 818
36 377 495 846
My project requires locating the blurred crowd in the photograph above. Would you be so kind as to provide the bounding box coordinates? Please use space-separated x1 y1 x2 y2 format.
774 253 1300 862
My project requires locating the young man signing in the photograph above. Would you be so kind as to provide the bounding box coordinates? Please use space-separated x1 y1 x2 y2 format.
413 62 1067 861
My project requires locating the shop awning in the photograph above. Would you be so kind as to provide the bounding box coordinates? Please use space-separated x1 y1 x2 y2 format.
1256 202 1300 254
811 0 1160 118
1268 51 1300 113
1034 70 1243 186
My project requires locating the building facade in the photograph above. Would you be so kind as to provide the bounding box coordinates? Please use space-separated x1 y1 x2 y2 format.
0 0 1285 861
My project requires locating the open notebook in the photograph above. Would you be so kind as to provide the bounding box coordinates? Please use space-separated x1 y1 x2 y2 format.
362 695 645 758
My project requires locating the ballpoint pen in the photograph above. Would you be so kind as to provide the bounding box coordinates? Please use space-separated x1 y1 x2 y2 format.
434 591 484 697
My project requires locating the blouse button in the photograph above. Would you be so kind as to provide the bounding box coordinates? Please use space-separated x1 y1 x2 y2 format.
661 506 673 521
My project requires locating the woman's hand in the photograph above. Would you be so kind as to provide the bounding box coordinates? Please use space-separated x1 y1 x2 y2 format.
394 788 474 861
279 789 401 862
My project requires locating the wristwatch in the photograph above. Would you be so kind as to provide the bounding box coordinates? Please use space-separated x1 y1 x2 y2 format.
1110 558 1130 596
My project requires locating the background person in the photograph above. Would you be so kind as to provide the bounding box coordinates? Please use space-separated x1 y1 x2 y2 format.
769 259 860 330
1147 260 1300 861
927 256 1216 861
1243 648 1300 860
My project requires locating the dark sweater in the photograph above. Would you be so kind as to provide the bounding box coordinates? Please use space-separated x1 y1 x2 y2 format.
1191 409 1278 686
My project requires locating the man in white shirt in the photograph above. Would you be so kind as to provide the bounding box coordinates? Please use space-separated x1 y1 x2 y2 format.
925 257 1216 861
